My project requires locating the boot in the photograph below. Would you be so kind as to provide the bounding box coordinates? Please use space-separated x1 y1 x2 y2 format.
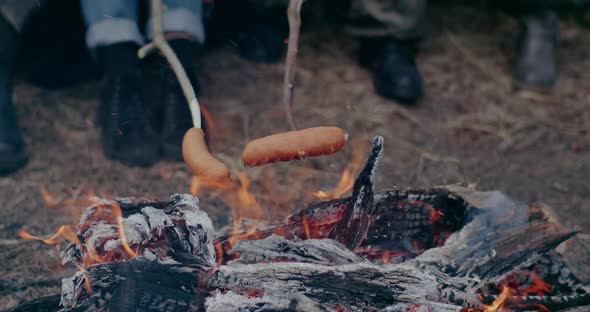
513 10 558 90
235 16 287 63
159 39 203 161
360 38 424 104
97 42 159 166
0 15 27 174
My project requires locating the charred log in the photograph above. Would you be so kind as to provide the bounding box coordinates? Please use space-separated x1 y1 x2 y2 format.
329 136 383 250
6 136 589 312
60 259 205 312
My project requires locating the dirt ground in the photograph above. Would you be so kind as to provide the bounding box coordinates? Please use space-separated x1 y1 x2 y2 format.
1 3 589 309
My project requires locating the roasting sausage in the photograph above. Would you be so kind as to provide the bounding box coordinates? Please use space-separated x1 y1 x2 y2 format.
241 127 346 167
183 128 231 181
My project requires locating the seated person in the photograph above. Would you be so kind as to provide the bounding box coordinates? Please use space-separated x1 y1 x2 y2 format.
81 0 205 166
230 0 560 103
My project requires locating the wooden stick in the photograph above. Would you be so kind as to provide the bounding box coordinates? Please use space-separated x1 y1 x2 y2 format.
283 0 304 131
139 0 202 129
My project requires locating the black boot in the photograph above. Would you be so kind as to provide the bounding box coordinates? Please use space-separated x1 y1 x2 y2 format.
0 16 27 174
513 10 558 90
235 16 287 63
159 39 203 161
97 42 159 166
360 39 424 104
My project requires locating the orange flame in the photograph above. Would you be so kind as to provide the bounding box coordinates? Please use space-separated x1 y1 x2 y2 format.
200 104 220 145
19 201 138 267
302 217 311 239
18 225 80 247
39 186 61 208
382 250 391 264
191 175 232 195
524 272 551 296
215 242 224 268
111 203 138 258
313 139 366 201
228 226 259 248
483 285 513 311
235 172 264 227
482 271 552 311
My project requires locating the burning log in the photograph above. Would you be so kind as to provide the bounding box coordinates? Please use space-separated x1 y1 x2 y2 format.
329 136 382 249
8 136 590 312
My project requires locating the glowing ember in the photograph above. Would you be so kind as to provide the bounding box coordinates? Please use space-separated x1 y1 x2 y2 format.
479 271 552 311
382 250 391 264
302 217 311 239
429 207 443 222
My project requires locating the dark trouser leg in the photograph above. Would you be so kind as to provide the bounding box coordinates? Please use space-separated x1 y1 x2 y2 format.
0 10 28 173
347 0 426 39
348 0 426 103
513 9 558 89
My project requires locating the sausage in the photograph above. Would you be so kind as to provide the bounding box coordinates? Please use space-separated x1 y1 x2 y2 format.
241 127 346 167
183 128 231 182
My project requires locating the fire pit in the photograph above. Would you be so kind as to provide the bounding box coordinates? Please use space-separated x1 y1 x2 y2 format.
8 137 590 312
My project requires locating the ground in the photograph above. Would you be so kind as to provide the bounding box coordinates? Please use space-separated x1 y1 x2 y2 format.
1 3 590 310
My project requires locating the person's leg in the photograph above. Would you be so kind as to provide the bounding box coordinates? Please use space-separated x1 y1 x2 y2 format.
214 0 287 63
81 0 159 166
0 1 43 173
349 0 426 104
152 0 207 160
512 9 558 90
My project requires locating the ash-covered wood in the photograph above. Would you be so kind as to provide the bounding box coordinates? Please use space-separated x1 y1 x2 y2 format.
61 194 216 270
7 136 589 312
58 194 215 311
61 259 205 312
229 235 364 265
206 200 577 311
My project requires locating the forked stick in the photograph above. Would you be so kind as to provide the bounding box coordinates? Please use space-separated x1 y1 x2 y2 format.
240 0 347 167
139 0 202 129
141 0 230 181
283 0 304 131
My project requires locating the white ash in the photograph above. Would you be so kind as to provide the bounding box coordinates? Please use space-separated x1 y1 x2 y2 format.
122 213 152 245
230 235 365 265
103 239 121 252
84 223 117 248
60 270 86 308
61 194 216 269
141 206 173 235
168 194 216 266
206 290 325 312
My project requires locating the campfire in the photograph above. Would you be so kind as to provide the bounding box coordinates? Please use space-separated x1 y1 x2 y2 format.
12 137 590 312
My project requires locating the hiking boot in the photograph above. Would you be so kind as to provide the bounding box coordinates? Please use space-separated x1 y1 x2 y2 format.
98 69 159 167
361 39 423 104
159 39 204 160
159 67 202 160
513 10 558 90
235 17 286 63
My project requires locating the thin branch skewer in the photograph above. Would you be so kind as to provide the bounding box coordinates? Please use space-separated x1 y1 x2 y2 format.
139 0 202 129
283 0 304 131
